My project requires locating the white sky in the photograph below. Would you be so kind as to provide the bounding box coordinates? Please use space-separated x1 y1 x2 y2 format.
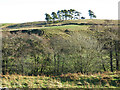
0 0 119 23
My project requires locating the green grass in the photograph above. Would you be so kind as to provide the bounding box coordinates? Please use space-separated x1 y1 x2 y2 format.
45 25 90 31
0 23 16 28
2 25 89 31
1 19 118 31
2 72 120 88
43 25 90 38
1 25 91 39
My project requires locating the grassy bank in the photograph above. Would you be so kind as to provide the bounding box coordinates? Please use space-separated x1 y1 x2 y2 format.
1 72 120 88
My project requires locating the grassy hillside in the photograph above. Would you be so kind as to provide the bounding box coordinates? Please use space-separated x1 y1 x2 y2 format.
1 19 118 30
1 19 120 88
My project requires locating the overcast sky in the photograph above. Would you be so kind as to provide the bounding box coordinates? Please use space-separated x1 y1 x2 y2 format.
0 0 119 23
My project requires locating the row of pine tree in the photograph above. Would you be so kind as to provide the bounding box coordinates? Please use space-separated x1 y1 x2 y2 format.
45 9 96 22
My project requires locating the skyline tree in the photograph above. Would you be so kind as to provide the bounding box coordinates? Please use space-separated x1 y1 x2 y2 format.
74 11 81 19
57 10 62 20
51 12 58 22
64 9 69 20
68 9 73 20
45 9 96 22
61 10 65 20
45 13 52 23
88 10 96 19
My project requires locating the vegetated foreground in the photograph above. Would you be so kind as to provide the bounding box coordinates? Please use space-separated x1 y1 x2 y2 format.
2 72 120 88
1 19 120 88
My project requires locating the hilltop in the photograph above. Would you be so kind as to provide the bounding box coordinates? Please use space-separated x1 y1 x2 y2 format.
1 19 118 30
1 19 118 38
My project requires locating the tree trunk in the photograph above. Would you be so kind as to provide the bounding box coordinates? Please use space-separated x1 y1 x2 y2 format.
3 59 8 74
40 64 44 74
54 54 57 75
115 41 119 71
102 63 106 71
110 49 113 72
21 64 24 75
61 58 64 73
57 54 60 75
101 57 106 72
2 59 5 75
